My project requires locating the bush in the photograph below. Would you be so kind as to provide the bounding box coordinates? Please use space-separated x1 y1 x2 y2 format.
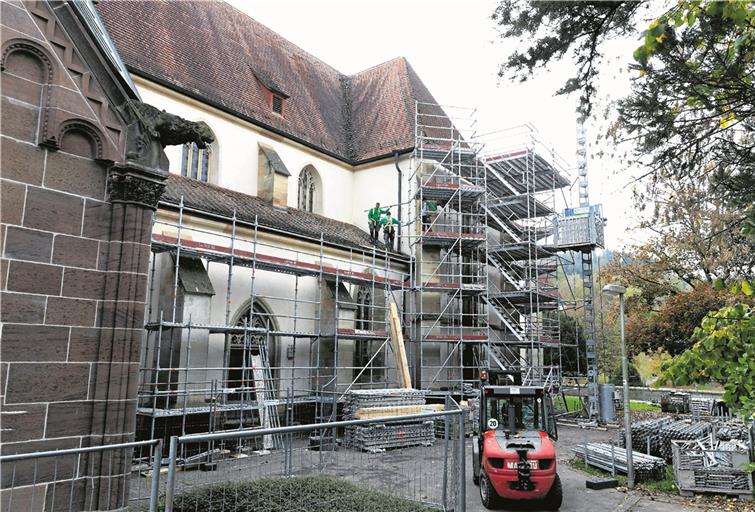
171 475 434 512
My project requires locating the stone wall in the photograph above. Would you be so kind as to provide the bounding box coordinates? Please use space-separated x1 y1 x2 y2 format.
0 2 166 510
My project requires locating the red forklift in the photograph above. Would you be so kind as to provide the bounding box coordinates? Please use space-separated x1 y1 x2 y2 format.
472 370 562 510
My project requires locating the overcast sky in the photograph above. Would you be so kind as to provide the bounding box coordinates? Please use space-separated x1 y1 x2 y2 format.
229 0 647 249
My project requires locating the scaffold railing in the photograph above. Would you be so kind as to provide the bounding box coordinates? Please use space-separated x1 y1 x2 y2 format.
408 101 489 396
139 198 413 443
478 124 569 389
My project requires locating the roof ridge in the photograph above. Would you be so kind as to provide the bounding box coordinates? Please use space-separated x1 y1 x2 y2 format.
349 56 407 77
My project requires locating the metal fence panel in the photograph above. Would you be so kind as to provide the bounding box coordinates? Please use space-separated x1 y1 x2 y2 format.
165 405 465 512
0 439 161 512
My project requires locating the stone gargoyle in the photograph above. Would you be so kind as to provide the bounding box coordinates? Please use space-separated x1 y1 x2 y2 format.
123 100 215 171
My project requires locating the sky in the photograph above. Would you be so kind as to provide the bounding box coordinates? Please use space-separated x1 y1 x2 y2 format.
228 0 647 249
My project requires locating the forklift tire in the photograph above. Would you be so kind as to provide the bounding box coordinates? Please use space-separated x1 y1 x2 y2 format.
479 472 501 509
542 473 563 510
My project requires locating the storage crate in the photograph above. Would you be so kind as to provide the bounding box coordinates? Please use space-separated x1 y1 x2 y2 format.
672 437 753 500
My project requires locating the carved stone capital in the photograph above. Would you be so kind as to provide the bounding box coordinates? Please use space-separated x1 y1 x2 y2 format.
107 162 166 210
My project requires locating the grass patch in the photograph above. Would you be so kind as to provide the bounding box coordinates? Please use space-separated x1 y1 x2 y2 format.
170 475 434 512
570 458 677 494
555 395 583 413
555 397 660 416
629 401 661 412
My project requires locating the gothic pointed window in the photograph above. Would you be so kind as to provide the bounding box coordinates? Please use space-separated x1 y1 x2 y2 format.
297 166 316 212
227 302 276 402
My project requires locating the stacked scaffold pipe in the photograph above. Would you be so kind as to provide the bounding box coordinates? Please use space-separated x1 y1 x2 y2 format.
618 418 671 456
619 418 711 461
343 389 436 453
572 443 667 482
689 397 714 416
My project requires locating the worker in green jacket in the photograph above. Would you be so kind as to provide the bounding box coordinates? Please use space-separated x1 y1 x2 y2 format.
380 210 400 250
422 199 438 231
368 202 389 243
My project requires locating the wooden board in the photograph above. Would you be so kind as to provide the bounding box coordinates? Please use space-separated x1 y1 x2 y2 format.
389 302 412 388
354 404 444 419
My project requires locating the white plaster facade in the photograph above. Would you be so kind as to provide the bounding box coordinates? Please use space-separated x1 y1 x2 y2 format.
135 76 410 235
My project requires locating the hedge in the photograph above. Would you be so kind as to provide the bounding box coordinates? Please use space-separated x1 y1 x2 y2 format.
170 474 435 512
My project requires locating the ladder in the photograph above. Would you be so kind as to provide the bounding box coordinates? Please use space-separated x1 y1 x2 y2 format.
581 250 599 419
252 338 282 449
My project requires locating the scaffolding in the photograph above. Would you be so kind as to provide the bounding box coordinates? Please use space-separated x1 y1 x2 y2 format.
479 125 570 390
137 103 578 445
406 102 488 397
139 199 411 444
549 114 606 418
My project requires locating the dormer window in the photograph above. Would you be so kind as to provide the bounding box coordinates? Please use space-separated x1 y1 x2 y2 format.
249 66 288 117
272 94 284 115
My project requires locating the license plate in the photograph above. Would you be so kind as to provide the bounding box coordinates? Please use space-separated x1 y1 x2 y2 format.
506 460 538 470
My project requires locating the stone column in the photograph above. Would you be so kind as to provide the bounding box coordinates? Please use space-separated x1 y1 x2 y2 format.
83 162 165 510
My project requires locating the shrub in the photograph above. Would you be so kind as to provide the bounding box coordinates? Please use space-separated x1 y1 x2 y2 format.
171 475 434 512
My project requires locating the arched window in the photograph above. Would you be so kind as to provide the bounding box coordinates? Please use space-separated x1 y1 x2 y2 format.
297 166 317 212
180 126 218 183
181 142 210 182
354 286 384 382
228 301 276 402
355 287 373 331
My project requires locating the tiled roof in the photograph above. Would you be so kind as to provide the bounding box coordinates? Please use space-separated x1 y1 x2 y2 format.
96 0 441 163
162 174 389 252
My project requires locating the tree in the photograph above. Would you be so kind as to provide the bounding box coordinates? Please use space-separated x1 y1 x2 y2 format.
633 173 755 286
661 301 754 419
493 1 755 233
601 251 679 313
492 1 647 115
625 284 730 356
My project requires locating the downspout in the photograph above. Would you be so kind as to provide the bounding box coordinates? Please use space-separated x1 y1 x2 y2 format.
394 151 403 253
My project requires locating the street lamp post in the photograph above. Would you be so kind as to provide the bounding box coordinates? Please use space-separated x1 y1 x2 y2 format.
602 283 634 489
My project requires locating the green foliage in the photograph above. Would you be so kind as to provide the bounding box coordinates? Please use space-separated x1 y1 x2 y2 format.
630 175 755 288
492 1 646 116
626 285 730 356
493 0 755 236
609 362 643 387
661 300 755 419
632 350 672 385
170 475 434 512
621 1 755 237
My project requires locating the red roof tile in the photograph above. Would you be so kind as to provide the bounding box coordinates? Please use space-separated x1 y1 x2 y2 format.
96 0 441 163
162 174 391 253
